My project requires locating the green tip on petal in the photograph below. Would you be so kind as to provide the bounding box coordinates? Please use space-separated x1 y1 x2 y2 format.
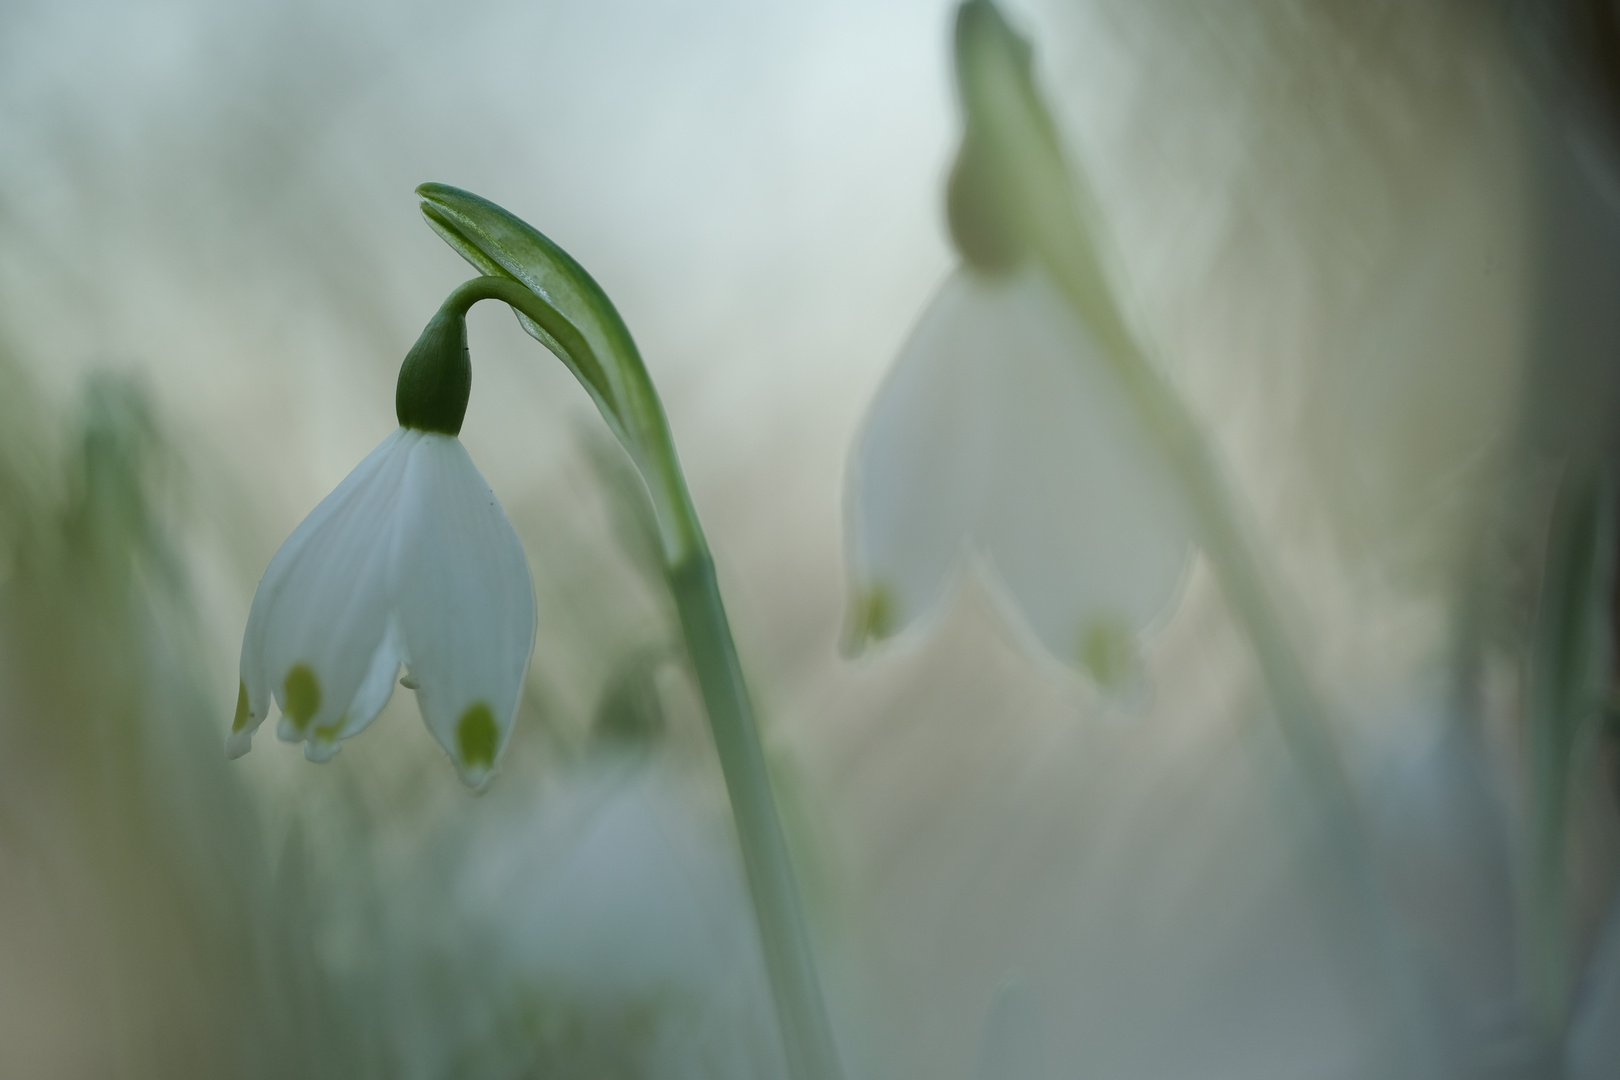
312 714 345 743
1078 618 1138 692
231 680 251 733
283 664 322 733
843 582 897 654
456 702 499 772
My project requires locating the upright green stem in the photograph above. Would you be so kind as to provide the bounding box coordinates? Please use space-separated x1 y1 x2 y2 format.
1524 461 1613 1034
444 275 844 1080
670 552 845 1080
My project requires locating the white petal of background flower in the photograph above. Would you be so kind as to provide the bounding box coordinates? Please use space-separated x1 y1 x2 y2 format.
234 428 416 758
848 271 987 639
850 266 1192 668
392 433 536 788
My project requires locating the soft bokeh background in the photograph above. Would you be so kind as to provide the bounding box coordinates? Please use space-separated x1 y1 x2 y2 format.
1 1 1618 1078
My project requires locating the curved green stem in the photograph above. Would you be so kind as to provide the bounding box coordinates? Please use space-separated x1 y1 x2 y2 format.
440 276 702 566
444 276 844 1080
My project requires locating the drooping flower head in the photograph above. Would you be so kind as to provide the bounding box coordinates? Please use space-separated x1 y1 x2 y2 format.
847 264 1190 691
230 302 535 788
846 0 1193 693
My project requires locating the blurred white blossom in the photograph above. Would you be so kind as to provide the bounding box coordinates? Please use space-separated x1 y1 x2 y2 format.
846 263 1190 693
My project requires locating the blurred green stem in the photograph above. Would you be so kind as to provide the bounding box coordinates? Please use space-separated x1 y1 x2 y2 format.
442 275 843 1080
669 554 844 1080
952 2 1441 1070
1524 461 1613 1033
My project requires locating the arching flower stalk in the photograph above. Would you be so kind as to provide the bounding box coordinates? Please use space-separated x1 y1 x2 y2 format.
232 185 844 1080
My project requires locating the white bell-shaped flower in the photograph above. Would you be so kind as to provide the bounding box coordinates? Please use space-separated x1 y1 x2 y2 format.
847 265 1192 691
230 427 535 788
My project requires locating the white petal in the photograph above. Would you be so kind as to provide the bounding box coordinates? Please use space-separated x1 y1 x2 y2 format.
300 614 408 760
848 270 993 641
337 615 406 740
966 268 1191 663
390 434 535 787
240 429 418 758
849 267 1191 676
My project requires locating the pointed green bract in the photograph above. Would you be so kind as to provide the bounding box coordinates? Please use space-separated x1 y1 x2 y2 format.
418 187 705 568
418 183 629 437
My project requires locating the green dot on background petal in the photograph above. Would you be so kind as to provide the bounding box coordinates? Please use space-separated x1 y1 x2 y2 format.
457 702 498 770
283 664 321 732
313 713 345 742
1078 618 1137 691
853 581 897 642
231 680 251 733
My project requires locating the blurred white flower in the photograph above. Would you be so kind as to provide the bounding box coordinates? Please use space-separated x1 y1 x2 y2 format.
375 753 787 1080
846 264 1191 692
229 426 535 788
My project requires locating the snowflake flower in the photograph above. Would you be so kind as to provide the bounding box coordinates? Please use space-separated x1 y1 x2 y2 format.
846 264 1191 692
230 307 535 788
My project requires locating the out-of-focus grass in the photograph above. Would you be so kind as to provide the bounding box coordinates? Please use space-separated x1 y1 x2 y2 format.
0 360 354 1076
